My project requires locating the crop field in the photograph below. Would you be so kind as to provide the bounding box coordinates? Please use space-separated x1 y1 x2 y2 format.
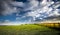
0 23 60 35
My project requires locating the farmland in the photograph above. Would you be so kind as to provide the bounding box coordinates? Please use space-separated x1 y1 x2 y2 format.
0 23 60 35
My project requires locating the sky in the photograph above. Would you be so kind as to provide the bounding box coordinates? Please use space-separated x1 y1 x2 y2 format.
0 0 60 24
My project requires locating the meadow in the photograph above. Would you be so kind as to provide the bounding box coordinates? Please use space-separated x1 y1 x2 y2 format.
0 23 60 35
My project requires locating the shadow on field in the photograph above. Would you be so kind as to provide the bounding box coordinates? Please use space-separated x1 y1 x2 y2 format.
42 26 60 35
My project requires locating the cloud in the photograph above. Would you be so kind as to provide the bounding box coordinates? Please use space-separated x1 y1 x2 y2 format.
0 0 60 22
0 0 24 15
11 2 24 7
25 0 60 21
0 0 39 15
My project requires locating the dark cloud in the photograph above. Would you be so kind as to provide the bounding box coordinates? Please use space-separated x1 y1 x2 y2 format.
44 16 60 20
0 0 18 15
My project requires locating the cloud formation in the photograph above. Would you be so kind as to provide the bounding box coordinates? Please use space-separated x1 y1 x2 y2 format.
0 0 24 15
0 0 60 22
26 0 60 21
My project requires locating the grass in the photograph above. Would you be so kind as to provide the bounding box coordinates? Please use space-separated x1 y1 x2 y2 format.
0 24 60 35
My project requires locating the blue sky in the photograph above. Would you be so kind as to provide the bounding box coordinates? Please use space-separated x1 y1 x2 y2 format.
0 0 60 24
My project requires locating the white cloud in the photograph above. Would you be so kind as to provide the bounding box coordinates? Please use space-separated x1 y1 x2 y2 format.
26 0 60 21
0 0 60 22
1 0 60 16
11 2 24 7
23 0 39 11
52 9 60 16
16 17 20 21
16 13 21 16
52 2 60 9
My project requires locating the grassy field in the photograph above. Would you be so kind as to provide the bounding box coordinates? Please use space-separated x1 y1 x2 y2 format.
0 24 60 35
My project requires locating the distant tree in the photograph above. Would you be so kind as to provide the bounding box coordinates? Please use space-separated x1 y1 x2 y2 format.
58 22 60 28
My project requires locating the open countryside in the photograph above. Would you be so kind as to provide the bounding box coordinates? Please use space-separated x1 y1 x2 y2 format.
0 23 60 35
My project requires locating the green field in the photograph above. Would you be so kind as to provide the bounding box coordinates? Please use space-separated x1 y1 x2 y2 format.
0 24 60 35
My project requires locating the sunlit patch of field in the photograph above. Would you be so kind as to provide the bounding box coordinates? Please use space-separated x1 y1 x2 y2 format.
39 23 60 28
0 24 60 35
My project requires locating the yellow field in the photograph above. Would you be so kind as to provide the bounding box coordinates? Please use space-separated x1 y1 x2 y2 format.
39 23 60 28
